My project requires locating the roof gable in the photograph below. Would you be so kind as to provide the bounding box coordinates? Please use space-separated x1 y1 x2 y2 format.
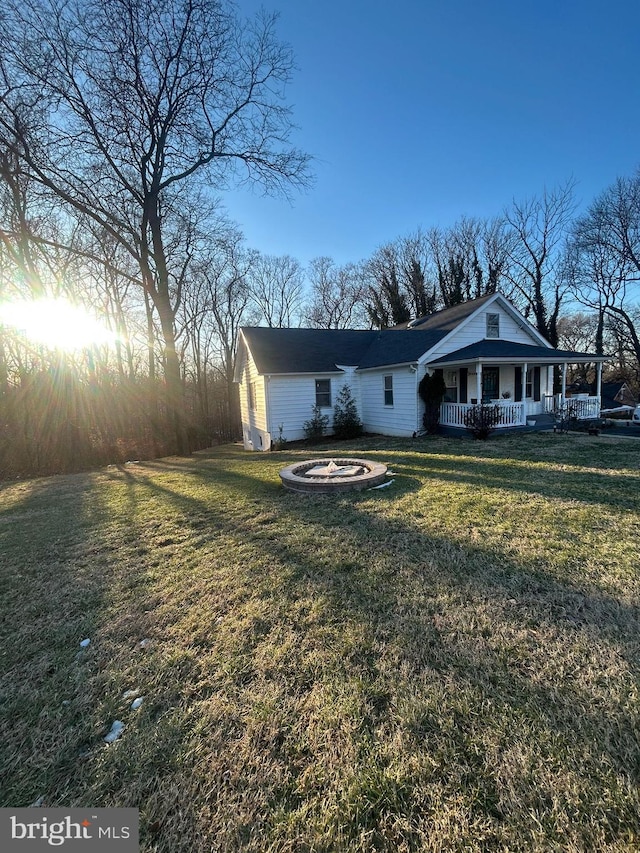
392 293 497 332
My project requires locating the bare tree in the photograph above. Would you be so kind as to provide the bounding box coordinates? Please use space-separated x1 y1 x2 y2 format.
556 312 601 353
304 257 368 328
0 0 311 451
422 218 512 310
462 216 514 298
247 253 306 327
363 243 415 328
197 229 253 432
503 180 577 346
566 172 640 369
427 226 468 308
606 310 640 385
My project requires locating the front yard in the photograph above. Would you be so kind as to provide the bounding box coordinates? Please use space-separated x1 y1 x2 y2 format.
0 433 638 851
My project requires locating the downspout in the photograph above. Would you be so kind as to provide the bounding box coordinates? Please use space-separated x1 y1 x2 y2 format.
411 365 419 433
265 375 272 444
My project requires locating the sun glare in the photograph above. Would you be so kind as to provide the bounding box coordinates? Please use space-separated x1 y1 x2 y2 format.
0 297 117 351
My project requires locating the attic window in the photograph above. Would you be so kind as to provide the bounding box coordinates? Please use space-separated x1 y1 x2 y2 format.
486 313 500 338
315 379 331 408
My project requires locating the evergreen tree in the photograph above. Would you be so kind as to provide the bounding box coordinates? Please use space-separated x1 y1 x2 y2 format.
333 385 363 439
418 371 446 433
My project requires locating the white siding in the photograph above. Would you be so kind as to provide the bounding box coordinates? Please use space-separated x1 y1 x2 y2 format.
238 354 269 450
267 372 361 443
424 304 548 363
267 374 332 443
360 368 419 436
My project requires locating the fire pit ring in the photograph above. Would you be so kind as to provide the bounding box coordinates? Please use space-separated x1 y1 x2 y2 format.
279 458 388 494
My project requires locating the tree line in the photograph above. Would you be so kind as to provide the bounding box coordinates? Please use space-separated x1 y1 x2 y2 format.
0 0 638 477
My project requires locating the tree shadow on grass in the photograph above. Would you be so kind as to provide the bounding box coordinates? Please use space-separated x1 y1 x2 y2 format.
0 471 121 808
109 455 640 684
97 457 640 850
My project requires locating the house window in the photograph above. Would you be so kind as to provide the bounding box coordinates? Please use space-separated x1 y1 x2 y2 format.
444 370 458 403
248 381 256 410
525 370 533 399
486 313 500 338
482 367 499 401
384 375 394 406
315 379 331 408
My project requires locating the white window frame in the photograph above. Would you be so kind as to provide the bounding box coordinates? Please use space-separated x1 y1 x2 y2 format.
384 375 394 406
315 379 331 408
486 313 500 338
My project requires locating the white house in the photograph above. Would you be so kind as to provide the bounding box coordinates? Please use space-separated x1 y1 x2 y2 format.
234 293 607 451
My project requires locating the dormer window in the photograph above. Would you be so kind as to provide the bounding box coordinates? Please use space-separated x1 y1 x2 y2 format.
486 313 500 338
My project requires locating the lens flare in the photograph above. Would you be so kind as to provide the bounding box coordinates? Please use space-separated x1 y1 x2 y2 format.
0 297 117 351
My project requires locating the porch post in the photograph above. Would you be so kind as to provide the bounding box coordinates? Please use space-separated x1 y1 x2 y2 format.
596 360 602 402
476 363 482 403
522 363 528 425
561 362 567 406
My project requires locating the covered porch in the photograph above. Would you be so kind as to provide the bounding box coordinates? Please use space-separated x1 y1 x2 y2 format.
427 341 607 431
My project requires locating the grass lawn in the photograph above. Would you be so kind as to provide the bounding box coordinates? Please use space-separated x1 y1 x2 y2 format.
1 432 639 852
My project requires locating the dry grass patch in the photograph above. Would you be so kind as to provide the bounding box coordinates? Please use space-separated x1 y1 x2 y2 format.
1 433 639 851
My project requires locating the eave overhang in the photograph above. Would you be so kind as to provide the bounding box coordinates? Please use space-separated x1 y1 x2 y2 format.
427 341 609 369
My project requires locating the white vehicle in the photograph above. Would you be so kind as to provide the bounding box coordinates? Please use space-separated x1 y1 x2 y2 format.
633 405 640 425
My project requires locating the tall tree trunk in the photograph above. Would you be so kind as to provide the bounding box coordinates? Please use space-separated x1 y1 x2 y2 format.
143 193 189 455
143 290 156 382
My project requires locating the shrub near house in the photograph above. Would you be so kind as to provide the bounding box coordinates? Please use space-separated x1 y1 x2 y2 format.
333 385 363 439
464 404 502 439
418 371 446 434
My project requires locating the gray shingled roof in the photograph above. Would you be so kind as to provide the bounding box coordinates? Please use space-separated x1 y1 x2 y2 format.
429 340 606 364
239 296 605 375
240 327 379 374
392 293 496 331
240 326 452 373
356 330 446 368
240 296 501 374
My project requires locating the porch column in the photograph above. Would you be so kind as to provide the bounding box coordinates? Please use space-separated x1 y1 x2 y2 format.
561 362 567 406
476 363 482 404
522 363 528 425
596 361 602 401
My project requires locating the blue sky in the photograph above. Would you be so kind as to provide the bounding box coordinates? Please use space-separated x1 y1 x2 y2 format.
225 0 640 267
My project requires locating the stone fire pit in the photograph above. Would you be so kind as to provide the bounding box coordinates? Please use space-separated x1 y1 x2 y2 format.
279 458 388 494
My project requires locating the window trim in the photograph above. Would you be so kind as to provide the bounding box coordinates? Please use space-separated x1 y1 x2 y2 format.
444 369 458 403
486 312 500 339
482 366 499 402
315 378 331 408
383 374 394 406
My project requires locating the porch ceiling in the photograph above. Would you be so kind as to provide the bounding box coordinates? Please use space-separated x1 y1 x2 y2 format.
428 340 608 368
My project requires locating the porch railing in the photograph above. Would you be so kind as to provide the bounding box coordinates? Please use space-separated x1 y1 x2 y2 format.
543 395 600 420
440 401 527 429
441 396 601 430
